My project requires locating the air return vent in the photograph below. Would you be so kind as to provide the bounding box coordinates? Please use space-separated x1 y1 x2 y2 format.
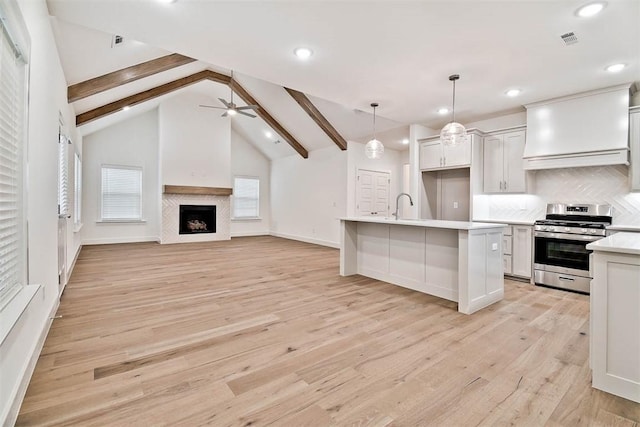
560 32 578 46
111 35 124 48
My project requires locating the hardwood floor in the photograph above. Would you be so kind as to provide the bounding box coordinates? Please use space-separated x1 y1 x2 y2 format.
17 236 640 426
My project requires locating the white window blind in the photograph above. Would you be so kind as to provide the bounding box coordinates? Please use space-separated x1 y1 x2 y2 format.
74 153 81 227
0 16 27 308
101 166 143 221
58 133 69 216
233 177 259 218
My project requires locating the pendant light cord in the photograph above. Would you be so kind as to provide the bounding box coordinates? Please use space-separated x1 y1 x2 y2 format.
451 78 456 124
373 106 377 140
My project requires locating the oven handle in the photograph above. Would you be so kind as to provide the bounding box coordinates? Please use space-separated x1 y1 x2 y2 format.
558 276 575 282
534 231 602 242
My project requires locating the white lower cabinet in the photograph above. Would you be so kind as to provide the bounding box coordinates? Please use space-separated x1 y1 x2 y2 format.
588 238 640 403
502 224 532 279
630 107 640 191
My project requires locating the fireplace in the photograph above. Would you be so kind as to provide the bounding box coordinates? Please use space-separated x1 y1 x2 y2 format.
179 205 216 234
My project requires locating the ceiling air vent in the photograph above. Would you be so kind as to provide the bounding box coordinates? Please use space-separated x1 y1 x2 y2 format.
111 35 124 48
560 32 578 46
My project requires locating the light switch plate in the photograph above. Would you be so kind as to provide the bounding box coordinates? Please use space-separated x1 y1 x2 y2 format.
491 242 498 251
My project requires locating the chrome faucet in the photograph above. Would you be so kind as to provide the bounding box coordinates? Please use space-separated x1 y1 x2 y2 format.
393 193 414 220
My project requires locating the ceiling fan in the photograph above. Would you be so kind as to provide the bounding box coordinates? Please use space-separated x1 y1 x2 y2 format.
199 73 259 118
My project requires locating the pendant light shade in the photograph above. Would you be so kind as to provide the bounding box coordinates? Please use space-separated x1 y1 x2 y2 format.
365 102 384 159
440 74 467 146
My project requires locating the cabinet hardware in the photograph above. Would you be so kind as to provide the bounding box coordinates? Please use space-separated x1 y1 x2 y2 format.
504 181 507 190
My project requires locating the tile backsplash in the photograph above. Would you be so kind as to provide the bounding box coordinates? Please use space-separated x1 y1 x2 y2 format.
478 165 640 226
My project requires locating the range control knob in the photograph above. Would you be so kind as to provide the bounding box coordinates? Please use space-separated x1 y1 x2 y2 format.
590 229 597 234
580 228 587 233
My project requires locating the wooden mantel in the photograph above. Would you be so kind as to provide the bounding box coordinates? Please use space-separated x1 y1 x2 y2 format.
163 185 233 196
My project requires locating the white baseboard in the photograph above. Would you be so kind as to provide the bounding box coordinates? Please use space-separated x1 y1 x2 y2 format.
231 231 270 238
82 236 160 245
270 232 340 249
4 297 59 427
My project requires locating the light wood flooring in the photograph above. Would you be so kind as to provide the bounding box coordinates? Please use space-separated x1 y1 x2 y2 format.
17 236 640 426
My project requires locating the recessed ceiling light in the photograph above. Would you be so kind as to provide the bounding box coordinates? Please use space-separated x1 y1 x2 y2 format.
505 89 521 97
605 63 626 73
157 0 177 3
401 138 409 145
294 47 313 60
576 2 606 17
265 131 273 138
437 107 449 115
122 106 130 111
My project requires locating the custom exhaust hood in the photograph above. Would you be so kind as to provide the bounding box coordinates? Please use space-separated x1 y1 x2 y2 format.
523 84 634 170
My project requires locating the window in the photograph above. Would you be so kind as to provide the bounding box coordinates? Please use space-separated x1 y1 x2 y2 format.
58 133 69 217
0 12 28 308
74 152 82 227
233 177 260 219
101 166 143 221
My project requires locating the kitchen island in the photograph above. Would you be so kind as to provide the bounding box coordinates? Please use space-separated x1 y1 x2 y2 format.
587 232 640 403
340 217 507 314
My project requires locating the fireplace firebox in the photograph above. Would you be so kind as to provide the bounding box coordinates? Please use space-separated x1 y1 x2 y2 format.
179 205 216 234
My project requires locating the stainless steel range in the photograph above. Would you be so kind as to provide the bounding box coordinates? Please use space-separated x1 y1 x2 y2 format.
533 203 612 294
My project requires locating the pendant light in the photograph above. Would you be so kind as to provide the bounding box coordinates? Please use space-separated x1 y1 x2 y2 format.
440 74 467 146
365 102 384 159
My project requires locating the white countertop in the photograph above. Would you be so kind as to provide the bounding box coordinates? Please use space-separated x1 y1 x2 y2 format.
586 232 640 256
473 218 536 226
607 225 640 232
340 217 508 231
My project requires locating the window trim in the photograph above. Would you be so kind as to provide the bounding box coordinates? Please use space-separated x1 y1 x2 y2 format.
232 175 261 220
100 164 144 222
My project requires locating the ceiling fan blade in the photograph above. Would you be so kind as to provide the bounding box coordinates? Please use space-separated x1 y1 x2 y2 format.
199 104 226 110
237 105 259 111
218 98 232 108
237 110 256 118
221 111 228 117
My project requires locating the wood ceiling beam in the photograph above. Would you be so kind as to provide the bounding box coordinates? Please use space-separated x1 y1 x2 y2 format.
75 70 309 158
232 80 309 158
284 87 347 151
75 70 220 126
67 54 196 103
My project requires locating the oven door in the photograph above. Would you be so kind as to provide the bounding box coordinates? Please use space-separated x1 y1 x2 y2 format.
534 231 601 277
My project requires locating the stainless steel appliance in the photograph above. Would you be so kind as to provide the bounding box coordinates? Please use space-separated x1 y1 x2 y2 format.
533 203 612 294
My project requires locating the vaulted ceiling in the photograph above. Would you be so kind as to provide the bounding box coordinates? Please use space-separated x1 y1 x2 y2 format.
47 0 639 159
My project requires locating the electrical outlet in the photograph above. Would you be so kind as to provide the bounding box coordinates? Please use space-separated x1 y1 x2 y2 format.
491 242 498 251
453 201 459 209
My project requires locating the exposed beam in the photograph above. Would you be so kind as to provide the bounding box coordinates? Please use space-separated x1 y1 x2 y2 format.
232 80 309 158
75 70 309 158
68 54 196 103
284 88 347 151
75 70 222 126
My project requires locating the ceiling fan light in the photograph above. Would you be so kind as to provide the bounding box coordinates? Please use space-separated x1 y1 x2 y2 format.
365 139 384 159
227 108 237 116
440 122 467 146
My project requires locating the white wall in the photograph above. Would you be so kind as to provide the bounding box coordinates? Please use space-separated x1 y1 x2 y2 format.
1 0 75 424
230 129 270 237
271 146 347 247
81 109 160 244
346 140 404 217
159 92 231 187
465 111 526 132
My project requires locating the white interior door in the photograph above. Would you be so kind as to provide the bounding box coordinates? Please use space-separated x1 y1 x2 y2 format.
356 169 390 216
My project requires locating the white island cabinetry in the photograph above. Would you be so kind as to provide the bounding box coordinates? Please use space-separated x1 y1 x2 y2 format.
340 217 506 314
586 233 640 403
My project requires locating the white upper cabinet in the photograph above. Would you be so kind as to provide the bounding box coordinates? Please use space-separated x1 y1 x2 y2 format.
630 107 640 191
419 134 473 171
483 128 527 193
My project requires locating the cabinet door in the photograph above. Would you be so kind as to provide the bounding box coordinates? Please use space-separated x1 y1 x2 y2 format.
503 255 512 275
503 130 527 193
483 135 504 193
443 135 471 168
419 140 442 170
511 225 532 278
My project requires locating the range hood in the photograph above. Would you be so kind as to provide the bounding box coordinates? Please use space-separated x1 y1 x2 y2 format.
523 84 633 170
